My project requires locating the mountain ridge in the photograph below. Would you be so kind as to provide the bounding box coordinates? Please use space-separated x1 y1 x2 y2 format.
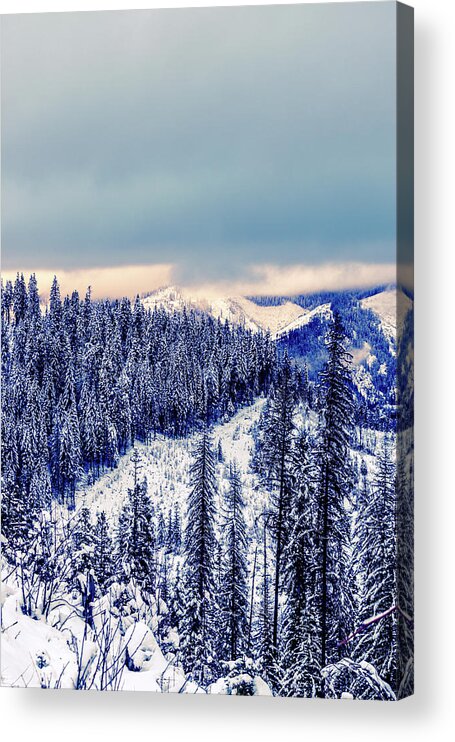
141 284 410 343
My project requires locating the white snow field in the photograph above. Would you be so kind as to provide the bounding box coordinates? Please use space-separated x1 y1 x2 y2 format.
76 399 267 531
274 303 332 339
143 285 412 351
142 286 306 336
360 288 412 350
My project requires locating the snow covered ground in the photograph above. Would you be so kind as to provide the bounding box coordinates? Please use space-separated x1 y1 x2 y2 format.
1 401 270 692
274 303 332 340
360 288 412 350
212 296 305 337
142 286 306 336
76 399 267 531
1 577 194 692
1 396 387 693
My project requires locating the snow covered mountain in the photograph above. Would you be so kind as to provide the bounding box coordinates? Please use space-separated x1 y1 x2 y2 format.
360 288 412 349
274 303 332 339
142 286 306 336
141 284 412 424
142 285 411 346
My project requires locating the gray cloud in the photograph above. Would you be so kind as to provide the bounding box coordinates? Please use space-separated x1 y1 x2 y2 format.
1 3 396 279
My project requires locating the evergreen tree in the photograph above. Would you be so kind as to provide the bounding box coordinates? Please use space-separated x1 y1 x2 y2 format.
12 273 28 325
1 279 13 324
180 429 219 686
256 354 297 648
27 273 41 322
115 501 132 581
172 504 182 553
315 311 355 689
94 511 114 592
126 472 156 593
157 509 166 548
71 507 95 580
281 432 321 697
58 341 81 508
255 511 277 689
219 462 249 661
353 435 397 687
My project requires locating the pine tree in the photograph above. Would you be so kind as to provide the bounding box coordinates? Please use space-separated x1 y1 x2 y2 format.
27 273 41 322
115 501 132 581
256 511 277 689
256 354 297 649
315 311 355 690
71 507 95 580
127 475 156 594
172 504 182 553
58 341 81 508
1 279 13 324
281 431 321 697
157 509 166 548
12 273 28 325
180 429 219 686
219 462 249 661
94 511 114 592
353 435 397 687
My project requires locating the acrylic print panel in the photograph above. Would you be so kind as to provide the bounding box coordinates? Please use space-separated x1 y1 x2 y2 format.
0 2 414 699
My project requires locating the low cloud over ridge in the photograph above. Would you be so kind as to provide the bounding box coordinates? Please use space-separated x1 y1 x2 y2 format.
2 261 396 301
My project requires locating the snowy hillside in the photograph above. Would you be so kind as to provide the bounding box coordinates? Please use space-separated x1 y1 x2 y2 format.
77 401 267 531
142 286 306 335
142 285 411 352
210 296 306 336
1 399 382 693
274 303 332 339
141 284 405 427
360 288 412 348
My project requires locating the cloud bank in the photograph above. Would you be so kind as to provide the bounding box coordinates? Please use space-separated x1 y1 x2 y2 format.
2 261 396 301
1 4 396 278
1 264 174 300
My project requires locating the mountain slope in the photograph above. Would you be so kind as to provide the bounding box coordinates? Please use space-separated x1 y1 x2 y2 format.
142 286 306 336
360 288 412 346
274 302 332 339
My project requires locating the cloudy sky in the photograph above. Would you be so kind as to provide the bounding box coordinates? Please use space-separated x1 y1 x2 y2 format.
1 3 398 297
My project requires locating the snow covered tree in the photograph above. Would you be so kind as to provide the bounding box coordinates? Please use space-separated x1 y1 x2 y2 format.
58 341 82 508
314 311 355 689
1 278 13 324
255 511 278 690
281 431 321 697
124 474 156 594
71 507 95 582
353 435 397 688
157 508 166 548
180 429 219 686
93 511 114 592
171 504 182 553
219 462 249 662
12 272 28 325
255 353 297 649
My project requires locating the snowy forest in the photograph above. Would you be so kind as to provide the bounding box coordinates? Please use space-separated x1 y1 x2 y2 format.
1 274 413 699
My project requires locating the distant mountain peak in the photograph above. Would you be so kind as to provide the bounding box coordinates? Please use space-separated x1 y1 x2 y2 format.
141 285 307 336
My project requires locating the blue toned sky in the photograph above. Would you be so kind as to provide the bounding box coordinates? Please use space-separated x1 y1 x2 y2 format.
1 3 397 297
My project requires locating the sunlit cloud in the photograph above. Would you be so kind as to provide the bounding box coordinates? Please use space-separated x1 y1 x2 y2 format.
1 264 174 300
2 261 396 300
183 262 397 299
